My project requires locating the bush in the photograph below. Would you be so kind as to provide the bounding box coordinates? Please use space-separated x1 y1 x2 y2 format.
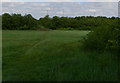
20 25 29 30
83 19 120 53
58 27 74 30
36 25 51 31
78 26 91 30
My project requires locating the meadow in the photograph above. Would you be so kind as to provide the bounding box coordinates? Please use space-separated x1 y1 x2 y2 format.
2 30 118 81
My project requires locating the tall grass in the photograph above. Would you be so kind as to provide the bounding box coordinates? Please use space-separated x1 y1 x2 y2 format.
2 30 118 81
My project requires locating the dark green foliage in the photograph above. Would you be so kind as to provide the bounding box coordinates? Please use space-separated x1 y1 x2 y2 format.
23 14 38 30
39 16 118 30
2 13 118 30
39 15 53 29
83 18 120 53
2 13 38 30
58 27 74 30
2 13 12 29
109 19 120 53
50 16 60 29
0 15 2 30
11 14 23 29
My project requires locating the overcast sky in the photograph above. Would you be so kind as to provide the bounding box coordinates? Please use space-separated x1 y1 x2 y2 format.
1 0 119 2
1 0 119 19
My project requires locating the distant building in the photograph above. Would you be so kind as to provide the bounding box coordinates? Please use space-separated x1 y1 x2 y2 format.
119 1 120 17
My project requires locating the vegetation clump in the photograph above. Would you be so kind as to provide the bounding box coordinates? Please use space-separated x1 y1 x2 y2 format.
83 19 120 54
1 13 118 30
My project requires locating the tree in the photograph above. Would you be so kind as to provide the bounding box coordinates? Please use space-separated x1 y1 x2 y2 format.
39 15 52 29
2 13 12 29
11 13 23 29
23 14 38 30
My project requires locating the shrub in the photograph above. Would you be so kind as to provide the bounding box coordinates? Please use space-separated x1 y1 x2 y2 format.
58 27 74 30
36 25 51 31
20 25 29 30
78 26 91 30
83 19 120 53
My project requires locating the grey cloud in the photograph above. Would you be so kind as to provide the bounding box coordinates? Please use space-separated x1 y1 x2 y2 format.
2 2 118 19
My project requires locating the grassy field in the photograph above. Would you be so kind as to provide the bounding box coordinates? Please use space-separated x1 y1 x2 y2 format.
3 30 118 81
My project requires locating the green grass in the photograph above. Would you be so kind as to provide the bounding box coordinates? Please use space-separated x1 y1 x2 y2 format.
0 30 2 82
3 30 118 81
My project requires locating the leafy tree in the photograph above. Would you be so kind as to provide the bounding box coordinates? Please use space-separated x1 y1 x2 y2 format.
23 14 38 30
2 13 12 29
11 13 23 29
39 15 52 29
51 16 61 29
0 15 2 30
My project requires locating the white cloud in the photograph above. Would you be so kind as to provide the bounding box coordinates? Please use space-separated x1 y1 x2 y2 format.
44 0 74 2
2 0 119 2
31 3 48 7
2 2 118 18
1 0 11 2
89 9 96 12
56 11 63 14
84 0 119 2
17 2 25 4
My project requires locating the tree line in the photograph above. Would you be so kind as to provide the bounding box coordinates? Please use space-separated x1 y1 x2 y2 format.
1 13 119 30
